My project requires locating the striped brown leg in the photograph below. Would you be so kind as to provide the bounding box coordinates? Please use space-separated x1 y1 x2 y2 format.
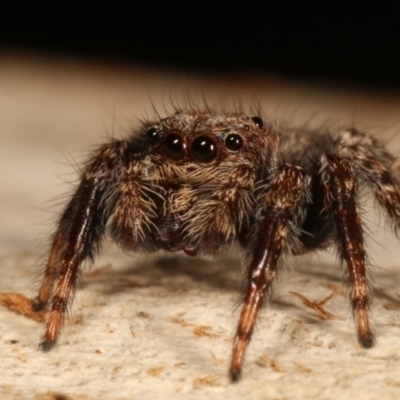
321 154 373 347
32 232 66 311
34 141 127 350
230 165 309 382
40 180 104 350
340 136 400 228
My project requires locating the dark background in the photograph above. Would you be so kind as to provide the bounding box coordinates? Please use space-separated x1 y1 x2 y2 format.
2 4 400 89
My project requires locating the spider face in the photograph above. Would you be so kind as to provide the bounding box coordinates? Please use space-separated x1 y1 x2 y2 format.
124 112 278 256
30 108 400 382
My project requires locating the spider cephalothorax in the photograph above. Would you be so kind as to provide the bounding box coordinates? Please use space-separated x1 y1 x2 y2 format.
31 108 400 381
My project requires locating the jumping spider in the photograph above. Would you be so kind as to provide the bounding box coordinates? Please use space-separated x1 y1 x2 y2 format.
32 107 400 381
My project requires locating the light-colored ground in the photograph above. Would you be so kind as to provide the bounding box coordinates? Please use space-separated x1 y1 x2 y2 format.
1 53 400 400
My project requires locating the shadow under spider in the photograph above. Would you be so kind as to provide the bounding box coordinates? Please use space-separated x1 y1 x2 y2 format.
80 247 400 313
82 252 244 295
83 254 328 302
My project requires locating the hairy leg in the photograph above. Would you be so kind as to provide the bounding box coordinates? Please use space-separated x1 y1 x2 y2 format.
230 164 310 381
33 141 128 350
321 153 373 347
338 130 400 229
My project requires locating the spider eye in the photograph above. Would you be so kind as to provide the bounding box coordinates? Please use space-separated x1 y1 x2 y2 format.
164 134 186 159
225 134 243 151
251 116 263 129
147 128 160 144
191 136 217 163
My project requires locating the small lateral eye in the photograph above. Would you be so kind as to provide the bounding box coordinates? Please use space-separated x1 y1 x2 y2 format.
225 134 243 151
191 136 217 163
146 127 160 144
164 134 186 159
251 116 263 129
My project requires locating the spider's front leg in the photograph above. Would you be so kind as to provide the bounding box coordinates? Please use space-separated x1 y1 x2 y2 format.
230 165 310 381
32 140 128 350
321 154 373 347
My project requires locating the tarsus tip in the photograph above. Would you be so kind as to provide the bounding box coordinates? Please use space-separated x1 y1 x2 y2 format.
359 333 375 349
39 340 54 352
229 368 242 383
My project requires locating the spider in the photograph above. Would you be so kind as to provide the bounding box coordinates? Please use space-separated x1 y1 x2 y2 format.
31 107 400 382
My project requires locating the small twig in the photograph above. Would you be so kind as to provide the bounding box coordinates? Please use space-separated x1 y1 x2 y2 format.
290 289 339 320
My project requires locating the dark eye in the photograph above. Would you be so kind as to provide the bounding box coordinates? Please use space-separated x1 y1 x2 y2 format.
191 136 217 163
164 134 185 159
146 128 160 144
251 116 263 129
225 134 243 151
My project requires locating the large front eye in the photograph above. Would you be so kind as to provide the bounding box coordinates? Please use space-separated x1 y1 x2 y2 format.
191 136 217 163
164 134 185 159
146 127 160 144
225 134 243 151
